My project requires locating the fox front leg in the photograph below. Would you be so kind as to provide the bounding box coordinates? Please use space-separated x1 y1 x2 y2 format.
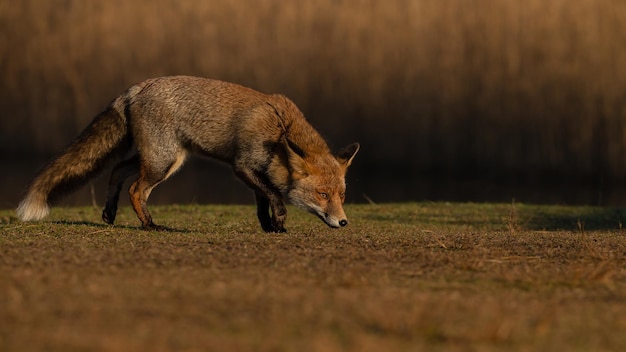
253 184 287 233
266 195 287 233
255 193 287 233
255 193 273 232
237 168 287 233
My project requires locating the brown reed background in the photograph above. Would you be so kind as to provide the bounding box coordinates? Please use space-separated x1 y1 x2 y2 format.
1 0 626 204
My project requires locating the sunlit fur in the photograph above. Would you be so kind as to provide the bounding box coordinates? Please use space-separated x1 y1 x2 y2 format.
270 133 359 228
287 157 349 228
16 76 359 231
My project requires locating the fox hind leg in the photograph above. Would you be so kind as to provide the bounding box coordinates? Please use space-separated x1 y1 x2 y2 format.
129 152 187 230
129 175 161 230
102 155 140 224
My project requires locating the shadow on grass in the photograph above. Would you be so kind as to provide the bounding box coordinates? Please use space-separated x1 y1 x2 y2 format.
521 207 626 231
357 203 626 232
52 220 192 233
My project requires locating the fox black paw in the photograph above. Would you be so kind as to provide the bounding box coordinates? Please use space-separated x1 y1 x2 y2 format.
142 223 171 232
261 225 286 233
102 209 116 224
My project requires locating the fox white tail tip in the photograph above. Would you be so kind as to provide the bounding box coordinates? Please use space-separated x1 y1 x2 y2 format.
16 195 50 221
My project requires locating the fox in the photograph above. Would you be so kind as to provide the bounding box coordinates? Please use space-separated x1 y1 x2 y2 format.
16 76 359 232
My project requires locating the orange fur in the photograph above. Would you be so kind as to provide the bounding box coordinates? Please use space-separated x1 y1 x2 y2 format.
18 76 359 232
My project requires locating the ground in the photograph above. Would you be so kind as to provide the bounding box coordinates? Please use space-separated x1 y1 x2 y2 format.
1 202 626 351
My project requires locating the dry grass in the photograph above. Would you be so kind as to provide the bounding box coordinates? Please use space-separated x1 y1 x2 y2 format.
1 203 626 351
1 0 626 183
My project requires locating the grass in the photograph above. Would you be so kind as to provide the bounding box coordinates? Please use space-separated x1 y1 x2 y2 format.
2 0 626 181
1 202 626 351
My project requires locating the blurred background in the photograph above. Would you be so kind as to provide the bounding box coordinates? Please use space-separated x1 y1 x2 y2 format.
1 0 626 209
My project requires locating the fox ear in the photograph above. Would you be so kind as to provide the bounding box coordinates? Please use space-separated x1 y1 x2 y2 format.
336 143 360 168
284 138 309 177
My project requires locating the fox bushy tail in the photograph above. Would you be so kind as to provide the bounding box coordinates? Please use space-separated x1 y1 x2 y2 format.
17 103 130 221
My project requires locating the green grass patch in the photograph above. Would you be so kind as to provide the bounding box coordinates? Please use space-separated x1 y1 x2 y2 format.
1 202 626 351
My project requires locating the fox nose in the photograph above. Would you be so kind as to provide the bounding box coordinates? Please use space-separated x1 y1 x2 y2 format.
339 219 348 227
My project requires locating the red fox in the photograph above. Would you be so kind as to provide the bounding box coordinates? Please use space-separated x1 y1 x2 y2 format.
16 76 359 232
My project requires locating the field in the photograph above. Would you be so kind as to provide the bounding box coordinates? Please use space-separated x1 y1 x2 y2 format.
3 0 626 184
2 203 626 351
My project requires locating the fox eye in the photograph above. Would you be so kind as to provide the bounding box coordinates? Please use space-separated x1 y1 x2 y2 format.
318 192 328 199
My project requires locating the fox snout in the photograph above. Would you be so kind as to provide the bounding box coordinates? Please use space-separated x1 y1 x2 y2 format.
321 212 349 228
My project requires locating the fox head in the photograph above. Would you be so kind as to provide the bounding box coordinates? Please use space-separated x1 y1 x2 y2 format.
283 139 360 228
